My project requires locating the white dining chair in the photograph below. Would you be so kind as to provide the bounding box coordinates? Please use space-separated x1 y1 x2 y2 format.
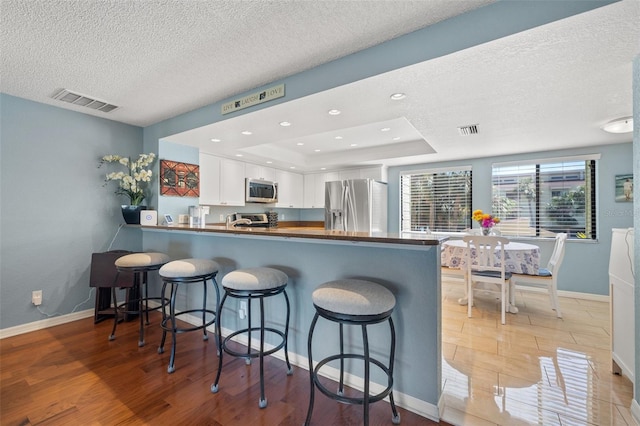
510 233 567 318
464 235 512 325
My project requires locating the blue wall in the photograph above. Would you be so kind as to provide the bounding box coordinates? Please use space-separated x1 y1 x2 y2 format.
387 143 634 296
0 94 143 329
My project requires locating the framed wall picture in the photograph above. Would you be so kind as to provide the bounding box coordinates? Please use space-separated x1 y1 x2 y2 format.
160 160 200 197
614 173 633 202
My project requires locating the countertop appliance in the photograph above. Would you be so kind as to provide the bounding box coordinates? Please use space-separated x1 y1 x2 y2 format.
325 179 387 232
246 178 278 203
234 213 270 227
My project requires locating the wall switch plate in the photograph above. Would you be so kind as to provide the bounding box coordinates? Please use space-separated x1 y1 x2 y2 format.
32 290 42 306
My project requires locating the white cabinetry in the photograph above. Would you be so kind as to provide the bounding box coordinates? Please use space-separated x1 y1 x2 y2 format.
275 169 303 208
199 153 245 206
245 163 276 181
303 171 339 208
609 228 635 384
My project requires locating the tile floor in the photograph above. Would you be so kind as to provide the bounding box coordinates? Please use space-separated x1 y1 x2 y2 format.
440 276 635 426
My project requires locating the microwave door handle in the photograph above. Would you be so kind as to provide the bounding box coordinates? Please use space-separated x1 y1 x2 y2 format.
273 183 277 201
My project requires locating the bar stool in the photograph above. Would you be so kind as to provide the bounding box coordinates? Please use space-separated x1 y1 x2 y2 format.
305 279 400 426
109 252 171 346
157 258 220 373
211 267 292 408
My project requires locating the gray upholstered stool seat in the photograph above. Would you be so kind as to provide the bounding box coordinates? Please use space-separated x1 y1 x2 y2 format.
109 252 170 347
158 259 220 373
305 279 400 426
312 279 396 317
211 267 291 409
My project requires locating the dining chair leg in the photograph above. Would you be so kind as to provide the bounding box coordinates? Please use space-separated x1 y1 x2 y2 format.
501 282 506 325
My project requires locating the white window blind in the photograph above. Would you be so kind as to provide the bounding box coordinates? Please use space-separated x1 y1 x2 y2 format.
400 167 472 232
492 158 596 239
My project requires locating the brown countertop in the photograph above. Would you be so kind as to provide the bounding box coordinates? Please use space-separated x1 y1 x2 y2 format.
140 223 444 246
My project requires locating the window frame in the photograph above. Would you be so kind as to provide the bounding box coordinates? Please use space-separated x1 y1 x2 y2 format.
399 166 473 234
491 155 599 240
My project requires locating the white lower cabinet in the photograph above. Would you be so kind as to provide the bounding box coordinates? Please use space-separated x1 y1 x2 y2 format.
199 153 245 206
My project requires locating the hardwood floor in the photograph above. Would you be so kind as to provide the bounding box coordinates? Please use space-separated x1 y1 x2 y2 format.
440 277 635 425
0 313 440 425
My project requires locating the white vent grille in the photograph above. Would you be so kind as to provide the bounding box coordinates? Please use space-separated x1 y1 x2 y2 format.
51 89 119 113
457 124 479 136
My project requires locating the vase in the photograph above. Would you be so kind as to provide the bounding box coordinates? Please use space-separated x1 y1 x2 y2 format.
482 227 492 236
121 205 146 224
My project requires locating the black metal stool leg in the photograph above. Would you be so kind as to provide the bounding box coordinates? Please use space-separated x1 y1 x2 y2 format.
338 322 345 396
283 289 292 375
157 281 169 354
211 292 228 393
388 317 400 424
201 277 209 341
245 296 252 365
109 286 118 341
362 324 370 426
143 271 150 325
136 274 145 347
304 312 320 426
258 296 267 408
167 282 179 373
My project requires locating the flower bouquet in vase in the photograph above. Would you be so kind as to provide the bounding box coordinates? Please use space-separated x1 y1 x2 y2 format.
472 209 500 235
99 153 156 224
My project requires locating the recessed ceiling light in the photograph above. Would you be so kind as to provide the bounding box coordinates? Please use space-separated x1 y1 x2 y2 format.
350 143 358 147
235 154 243 157
602 117 633 133
296 142 304 146
210 138 221 142
334 136 343 140
390 93 406 100
314 149 321 152
320 167 327 171
266 161 273 164
328 109 341 115
279 121 291 127
241 130 252 135
290 166 296 169
381 127 391 132
392 137 401 141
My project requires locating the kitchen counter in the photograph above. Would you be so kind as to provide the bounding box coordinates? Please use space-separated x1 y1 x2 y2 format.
140 222 443 421
140 223 444 246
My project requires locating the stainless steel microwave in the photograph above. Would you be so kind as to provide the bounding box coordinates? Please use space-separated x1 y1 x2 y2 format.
245 178 278 203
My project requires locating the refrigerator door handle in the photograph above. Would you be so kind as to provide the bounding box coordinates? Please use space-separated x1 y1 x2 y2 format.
341 185 348 231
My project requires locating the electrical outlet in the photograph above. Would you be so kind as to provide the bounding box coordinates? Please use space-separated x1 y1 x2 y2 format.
239 301 247 320
281 213 285 220
219 214 224 222
32 290 42 306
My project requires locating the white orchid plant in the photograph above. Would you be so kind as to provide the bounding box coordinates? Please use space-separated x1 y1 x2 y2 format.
99 153 156 206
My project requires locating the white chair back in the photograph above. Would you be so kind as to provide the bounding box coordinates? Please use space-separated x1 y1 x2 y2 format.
547 233 567 274
462 235 510 279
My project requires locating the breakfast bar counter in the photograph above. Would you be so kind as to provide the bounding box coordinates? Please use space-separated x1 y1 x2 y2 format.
140 224 443 421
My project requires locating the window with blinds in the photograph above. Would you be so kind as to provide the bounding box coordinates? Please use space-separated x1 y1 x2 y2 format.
400 167 472 232
492 157 597 239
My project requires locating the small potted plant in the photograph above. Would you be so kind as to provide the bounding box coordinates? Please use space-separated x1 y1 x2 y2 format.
99 153 156 224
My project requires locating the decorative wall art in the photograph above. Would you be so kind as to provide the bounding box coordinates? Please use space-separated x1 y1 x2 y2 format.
160 160 200 197
614 173 633 202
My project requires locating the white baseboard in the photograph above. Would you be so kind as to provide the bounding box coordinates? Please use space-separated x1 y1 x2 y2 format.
0 309 94 339
631 399 640 426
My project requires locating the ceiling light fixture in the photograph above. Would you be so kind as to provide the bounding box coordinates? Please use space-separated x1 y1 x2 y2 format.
266 161 273 164
235 154 243 157
380 127 391 132
241 130 252 135
334 136 343 140
328 109 341 115
296 142 304 146
210 138 221 142
279 121 291 127
314 149 321 152
350 143 358 147
290 166 296 169
390 93 406 100
602 117 633 134
392 137 401 141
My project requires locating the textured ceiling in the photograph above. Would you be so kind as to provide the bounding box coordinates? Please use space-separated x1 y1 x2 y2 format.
1 0 638 172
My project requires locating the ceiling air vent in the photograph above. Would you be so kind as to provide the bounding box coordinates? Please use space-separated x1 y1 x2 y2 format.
51 89 119 113
457 124 479 136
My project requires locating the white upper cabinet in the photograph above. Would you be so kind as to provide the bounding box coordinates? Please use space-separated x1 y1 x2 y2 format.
275 169 303 208
245 163 276 181
199 153 246 206
303 171 339 208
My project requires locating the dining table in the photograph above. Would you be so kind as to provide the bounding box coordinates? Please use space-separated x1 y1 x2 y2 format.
441 239 541 313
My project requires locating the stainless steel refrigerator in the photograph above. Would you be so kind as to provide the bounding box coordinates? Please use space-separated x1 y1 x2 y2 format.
325 179 388 232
